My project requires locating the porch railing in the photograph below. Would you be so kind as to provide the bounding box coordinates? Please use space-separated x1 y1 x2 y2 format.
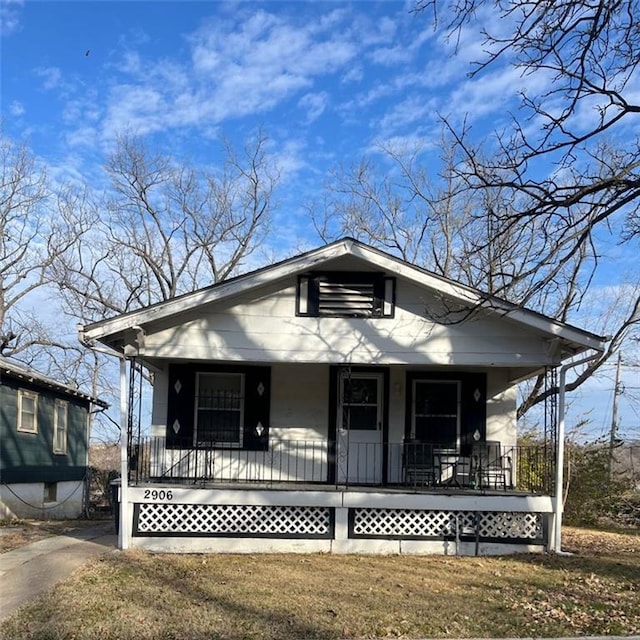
129 437 555 494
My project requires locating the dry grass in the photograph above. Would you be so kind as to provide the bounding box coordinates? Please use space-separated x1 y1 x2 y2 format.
1 526 638 640
0 519 106 553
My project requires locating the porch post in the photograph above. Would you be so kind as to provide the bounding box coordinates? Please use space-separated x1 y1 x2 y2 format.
553 366 567 553
118 358 130 550
553 351 600 553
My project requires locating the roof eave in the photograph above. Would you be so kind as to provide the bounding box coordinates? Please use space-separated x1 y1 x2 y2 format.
79 237 608 356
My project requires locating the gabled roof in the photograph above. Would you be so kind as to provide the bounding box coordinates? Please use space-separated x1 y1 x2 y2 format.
80 237 607 357
0 358 109 409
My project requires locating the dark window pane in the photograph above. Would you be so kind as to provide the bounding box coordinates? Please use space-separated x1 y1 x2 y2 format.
414 381 458 446
345 406 378 430
197 410 241 443
196 373 243 444
415 381 457 416
344 378 377 404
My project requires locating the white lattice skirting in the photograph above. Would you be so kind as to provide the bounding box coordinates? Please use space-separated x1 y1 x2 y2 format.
134 503 543 543
134 503 333 538
351 508 544 541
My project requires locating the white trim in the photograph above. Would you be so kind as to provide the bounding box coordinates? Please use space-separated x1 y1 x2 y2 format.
122 486 553 555
552 350 601 553
17 389 38 434
2 360 107 408
53 399 68 454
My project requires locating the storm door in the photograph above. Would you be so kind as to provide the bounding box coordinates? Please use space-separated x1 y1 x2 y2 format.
336 371 384 484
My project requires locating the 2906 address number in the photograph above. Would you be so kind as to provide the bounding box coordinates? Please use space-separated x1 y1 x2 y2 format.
143 489 173 501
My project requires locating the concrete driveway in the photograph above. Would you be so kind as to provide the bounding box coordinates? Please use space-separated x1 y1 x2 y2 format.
0 521 116 620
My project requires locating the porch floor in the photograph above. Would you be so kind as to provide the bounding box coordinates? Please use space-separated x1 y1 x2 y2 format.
130 479 536 497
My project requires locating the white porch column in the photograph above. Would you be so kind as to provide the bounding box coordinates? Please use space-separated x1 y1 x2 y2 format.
118 358 130 550
332 506 349 553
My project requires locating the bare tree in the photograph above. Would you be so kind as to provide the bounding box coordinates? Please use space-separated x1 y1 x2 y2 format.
0 133 83 360
316 131 639 416
54 130 279 322
407 0 640 409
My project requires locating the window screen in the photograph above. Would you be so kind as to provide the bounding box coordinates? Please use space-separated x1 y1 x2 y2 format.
195 373 244 445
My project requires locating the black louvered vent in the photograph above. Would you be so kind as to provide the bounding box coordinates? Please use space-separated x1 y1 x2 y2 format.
297 272 395 318
318 280 376 316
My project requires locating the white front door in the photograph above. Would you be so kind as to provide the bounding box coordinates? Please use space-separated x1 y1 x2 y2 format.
336 371 384 484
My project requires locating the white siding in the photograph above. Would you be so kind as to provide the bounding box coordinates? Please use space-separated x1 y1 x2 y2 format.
270 364 328 439
140 278 557 368
486 369 517 446
149 365 517 461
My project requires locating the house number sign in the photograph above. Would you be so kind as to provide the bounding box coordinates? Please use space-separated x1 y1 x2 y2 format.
143 489 173 501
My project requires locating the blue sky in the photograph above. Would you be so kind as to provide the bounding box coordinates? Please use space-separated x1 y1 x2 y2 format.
1 1 512 210
1 0 638 439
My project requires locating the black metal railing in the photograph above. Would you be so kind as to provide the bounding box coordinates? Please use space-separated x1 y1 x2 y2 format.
129 436 555 494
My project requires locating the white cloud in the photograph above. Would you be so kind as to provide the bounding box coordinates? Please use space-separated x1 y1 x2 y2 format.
9 100 24 116
444 64 528 126
376 94 436 133
341 65 363 84
298 92 329 123
0 0 24 36
35 66 62 91
96 7 370 142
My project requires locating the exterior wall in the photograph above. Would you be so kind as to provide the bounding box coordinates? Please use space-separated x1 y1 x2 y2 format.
486 370 517 445
0 376 90 485
140 276 558 368
0 480 85 519
121 486 551 555
151 364 514 442
270 363 329 440
146 363 518 485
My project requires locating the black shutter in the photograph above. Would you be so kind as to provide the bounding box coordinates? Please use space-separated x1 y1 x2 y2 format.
166 364 196 449
243 367 271 451
372 274 384 316
460 372 487 454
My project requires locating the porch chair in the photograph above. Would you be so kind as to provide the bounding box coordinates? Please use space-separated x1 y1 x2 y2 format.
403 440 436 487
472 441 512 490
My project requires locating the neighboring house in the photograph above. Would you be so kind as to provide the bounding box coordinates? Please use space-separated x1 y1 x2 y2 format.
80 238 607 555
0 360 108 519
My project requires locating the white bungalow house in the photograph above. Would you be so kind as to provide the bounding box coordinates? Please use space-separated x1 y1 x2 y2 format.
79 238 606 555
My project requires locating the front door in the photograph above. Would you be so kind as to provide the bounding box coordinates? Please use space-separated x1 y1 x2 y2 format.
336 371 384 484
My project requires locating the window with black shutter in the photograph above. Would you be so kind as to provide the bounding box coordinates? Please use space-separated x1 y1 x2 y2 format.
166 364 270 451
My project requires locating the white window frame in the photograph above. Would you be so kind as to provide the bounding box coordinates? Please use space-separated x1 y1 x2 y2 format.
53 399 68 454
194 372 245 447
17 389 38 434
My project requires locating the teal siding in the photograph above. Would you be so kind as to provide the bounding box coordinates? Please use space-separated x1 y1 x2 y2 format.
0 375 90 484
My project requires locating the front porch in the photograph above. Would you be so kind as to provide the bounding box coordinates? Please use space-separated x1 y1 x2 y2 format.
117 437 555 554
131 437 555 494
122 483 552 554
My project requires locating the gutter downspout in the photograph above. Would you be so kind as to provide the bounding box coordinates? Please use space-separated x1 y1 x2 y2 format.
553 350 601 553
78 329 131 551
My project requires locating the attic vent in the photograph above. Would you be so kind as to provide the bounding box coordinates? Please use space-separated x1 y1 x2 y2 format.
318 280 375 316
297 273 395 318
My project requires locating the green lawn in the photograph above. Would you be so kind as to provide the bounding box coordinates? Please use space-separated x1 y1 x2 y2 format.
1 527 638 640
